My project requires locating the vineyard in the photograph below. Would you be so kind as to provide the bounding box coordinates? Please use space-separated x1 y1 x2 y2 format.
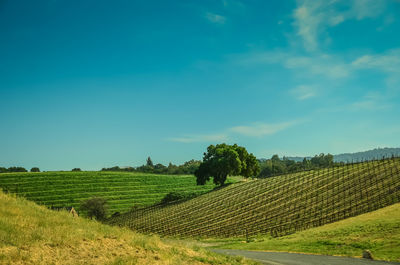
108 157 400 238
0 171 232 215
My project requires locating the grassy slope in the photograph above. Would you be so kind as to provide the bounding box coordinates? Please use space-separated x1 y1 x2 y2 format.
109 159 400 238
0 171 240 216
0 190 258 265
213 203 400 262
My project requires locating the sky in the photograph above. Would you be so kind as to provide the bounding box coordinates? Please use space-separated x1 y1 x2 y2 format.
1 0 400 171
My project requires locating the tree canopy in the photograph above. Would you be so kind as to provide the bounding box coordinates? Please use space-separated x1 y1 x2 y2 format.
195 143 260 186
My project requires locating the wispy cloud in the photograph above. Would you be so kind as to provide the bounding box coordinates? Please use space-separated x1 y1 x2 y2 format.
351 0 386 20
168 120 302 143
293 0 386 51
284 54 350 79
291 85 317 100
230 121 302 137
205 12 226 24
234 51 351 79
168 133 228 143
222 0 244 9
350 91 393 111
352 48 400 89
352 48 400 74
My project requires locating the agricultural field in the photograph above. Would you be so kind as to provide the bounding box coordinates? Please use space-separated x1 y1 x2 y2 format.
0 171 239 216
0 190 258 265
109 158 400 238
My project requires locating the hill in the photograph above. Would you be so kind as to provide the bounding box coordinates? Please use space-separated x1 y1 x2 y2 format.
0 171 239 216
109 158 400 238
216 202 400 262
0 190 257 265
285 147 400 163
333 147 400 162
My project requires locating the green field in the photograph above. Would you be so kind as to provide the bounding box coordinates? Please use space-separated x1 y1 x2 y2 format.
210 202 400 262
0 190 258 265
0 171 240 216
109 158 400 238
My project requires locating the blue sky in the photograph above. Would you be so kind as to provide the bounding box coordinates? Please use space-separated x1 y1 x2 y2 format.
1 0 400 170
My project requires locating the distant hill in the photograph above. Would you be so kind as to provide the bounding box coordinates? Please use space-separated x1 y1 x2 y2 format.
283 147 400 163
333 147 400 162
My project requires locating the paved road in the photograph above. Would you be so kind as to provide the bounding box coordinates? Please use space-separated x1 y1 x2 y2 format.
212 249 400 265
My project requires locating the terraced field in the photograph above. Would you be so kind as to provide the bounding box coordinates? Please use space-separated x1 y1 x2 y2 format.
0 171 234 215
109 158 400 238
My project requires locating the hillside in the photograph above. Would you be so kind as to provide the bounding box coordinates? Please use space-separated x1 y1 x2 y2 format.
0 171 239 216
0 190 258 265
109 158 400 238
217 202 400 262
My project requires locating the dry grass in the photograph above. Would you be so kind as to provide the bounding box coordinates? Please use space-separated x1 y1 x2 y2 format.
0 190 258 265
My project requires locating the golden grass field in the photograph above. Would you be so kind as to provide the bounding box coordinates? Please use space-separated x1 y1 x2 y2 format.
0 190 258 265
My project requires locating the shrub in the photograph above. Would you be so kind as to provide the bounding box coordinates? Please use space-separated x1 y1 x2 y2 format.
30 167 40 172
161 191 199 204
80 197 108 220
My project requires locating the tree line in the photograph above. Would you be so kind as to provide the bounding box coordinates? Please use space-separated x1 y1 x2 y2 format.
257 153 338 178
0 167 40 173
101 158 201 175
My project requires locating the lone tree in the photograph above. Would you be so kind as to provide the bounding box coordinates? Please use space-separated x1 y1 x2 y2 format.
80 197 108 220
195 143 260 186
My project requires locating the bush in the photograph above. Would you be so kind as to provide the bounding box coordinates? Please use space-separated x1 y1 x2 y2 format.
161 191 199 204
80 197 107 220
111 212 120 218
30 167 40 172
72 168 81 171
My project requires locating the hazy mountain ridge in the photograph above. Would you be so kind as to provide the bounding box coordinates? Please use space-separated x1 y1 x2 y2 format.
264 147 400 163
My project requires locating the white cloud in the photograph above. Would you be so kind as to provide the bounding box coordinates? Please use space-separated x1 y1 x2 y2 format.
205 12 226 24
230 121 301 137
168 133 228 143
291 85 317 100
293 0 386 51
